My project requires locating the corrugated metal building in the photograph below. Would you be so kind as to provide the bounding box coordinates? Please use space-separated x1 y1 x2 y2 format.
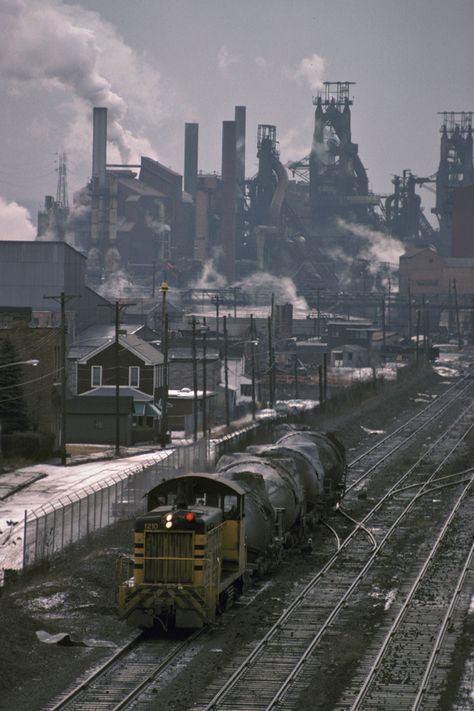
0 241 111 330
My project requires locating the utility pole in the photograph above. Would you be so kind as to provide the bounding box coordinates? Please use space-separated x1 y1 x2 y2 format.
323 352 328 401
192 316 198 441
250 313 256 420
44 291 76 466
453 279 462 350
214 294 220 341
294 356 299 399
159 279 169 447
387 277 391 330
318 364 324 409
407 282 412 339
381 296 386 351
416 309 421 363
223 315 230 427
202 327 207 437
316 287 322 338
470 296 474 345
98 300 135 456
152 262 156 298
267 315 274 407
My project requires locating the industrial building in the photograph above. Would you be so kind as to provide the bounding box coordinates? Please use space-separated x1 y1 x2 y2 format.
27 88 473 346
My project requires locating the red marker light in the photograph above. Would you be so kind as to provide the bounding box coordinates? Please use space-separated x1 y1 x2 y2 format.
185 512 195 522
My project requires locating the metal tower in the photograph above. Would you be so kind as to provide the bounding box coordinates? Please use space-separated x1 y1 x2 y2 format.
56 152 69 210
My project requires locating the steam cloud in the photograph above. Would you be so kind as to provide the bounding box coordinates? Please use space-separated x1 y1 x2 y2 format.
337 219 405 272
190 262 308 314
285 53 326 91
190 260 228 290
0 197 36 241
236 272 309 314
217 44 240 74
0 0 167 169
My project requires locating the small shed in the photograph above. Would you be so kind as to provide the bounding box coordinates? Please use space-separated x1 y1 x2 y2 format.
167 388 217 437
330 344 369 368
66 395 135 446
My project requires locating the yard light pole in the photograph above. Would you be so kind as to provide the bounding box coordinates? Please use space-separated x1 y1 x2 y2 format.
192 316 198 441
159 279 169 447
201 325 208 438
250 314 257 421
223 315 230 427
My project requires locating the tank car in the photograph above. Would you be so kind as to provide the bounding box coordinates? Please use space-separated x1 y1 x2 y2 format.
117 427 346 630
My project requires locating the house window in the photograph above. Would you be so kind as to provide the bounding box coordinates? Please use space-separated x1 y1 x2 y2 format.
91 365 102 387
155 364 164 387
129 366 140 388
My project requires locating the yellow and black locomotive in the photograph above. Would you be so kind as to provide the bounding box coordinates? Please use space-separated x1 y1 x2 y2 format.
118 427 346 629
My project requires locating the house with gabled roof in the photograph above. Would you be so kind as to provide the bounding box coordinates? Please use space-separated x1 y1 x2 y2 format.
67 333 165 445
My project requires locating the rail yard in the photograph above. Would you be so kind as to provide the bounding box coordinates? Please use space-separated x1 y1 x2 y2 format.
0 357 470 711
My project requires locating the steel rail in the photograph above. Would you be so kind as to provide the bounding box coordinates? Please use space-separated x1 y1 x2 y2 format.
264 406 474 711
349 478 474 710
411 540 474 711
348 375 467 470
199 396 474 711
47 629 204 711
346 377 472 493
47 633 143 711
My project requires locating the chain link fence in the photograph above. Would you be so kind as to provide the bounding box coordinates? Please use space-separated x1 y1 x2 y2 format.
21 417 287 572
22 439 208 570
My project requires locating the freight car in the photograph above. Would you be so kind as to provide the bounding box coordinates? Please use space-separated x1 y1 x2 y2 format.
118 426 346 629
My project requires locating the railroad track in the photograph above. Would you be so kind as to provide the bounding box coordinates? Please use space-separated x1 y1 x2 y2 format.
46 372 474 711
337 475 474 710
192 382 474 711
45 629 204 711
346 374 473 493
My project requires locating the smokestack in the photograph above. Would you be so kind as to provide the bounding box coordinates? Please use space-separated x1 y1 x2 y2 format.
92 107 107 188
234 106 246 187
221 120 237 282
184 122 198 197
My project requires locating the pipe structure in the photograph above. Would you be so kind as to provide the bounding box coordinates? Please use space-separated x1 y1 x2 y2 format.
184 122 198 198
92 107 107 188
234 106 246 189
220 120 237 282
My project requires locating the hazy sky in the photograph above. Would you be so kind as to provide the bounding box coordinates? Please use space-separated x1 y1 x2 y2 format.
0 0 472 237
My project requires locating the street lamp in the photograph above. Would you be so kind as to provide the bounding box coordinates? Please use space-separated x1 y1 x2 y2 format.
0 359 39 369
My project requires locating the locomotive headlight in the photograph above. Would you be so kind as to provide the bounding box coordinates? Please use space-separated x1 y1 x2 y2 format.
166 513 173 521
165 521 173 529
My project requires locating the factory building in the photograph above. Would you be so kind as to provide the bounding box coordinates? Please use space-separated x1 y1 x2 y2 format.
399 247 474 297
0 241 111 332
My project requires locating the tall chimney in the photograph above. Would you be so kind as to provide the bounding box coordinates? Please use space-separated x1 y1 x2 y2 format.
92 107 107 188
234 106 246 187
221 120 237 282
184 122 198 197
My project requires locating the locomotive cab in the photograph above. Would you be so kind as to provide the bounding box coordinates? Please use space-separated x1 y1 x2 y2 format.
118 474 247 629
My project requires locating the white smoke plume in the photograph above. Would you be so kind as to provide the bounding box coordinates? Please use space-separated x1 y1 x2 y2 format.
284 53 326 91
337 219 405 273
235 272 309 315
190 260 228 290
217 44 240 74
0 0 168 170
96 268 133 299
0 196 36 240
